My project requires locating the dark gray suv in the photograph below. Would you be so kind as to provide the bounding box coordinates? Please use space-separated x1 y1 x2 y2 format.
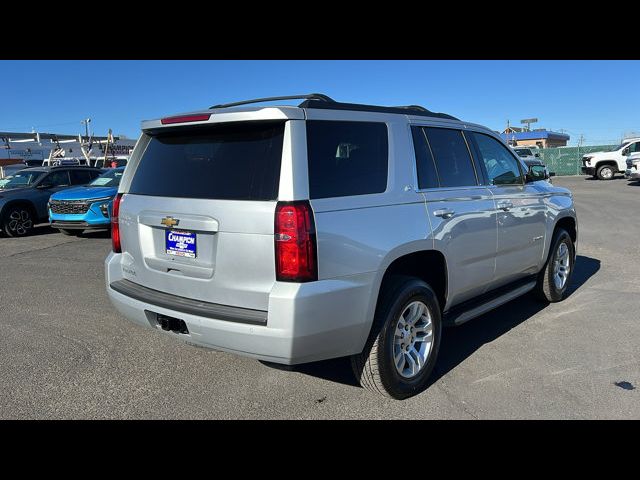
0 166 103 237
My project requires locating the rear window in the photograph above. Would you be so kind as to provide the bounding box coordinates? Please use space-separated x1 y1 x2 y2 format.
515 148 533 156
306 120 388 199
128 121 285 200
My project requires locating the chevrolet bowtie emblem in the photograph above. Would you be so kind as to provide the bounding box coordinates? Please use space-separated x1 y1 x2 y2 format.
161 216 179 227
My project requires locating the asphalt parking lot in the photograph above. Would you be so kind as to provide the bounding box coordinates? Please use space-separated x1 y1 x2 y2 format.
1 176 638 419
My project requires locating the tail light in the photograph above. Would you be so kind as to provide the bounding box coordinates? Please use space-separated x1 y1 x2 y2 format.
275 201 317 282
111 193 123 253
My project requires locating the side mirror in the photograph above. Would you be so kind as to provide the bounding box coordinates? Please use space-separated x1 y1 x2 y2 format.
623 148 630 156
527 164 548 182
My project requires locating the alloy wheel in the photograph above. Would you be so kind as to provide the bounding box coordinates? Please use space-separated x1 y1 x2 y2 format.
393 301 434 379
7 209 33 236
553 242 571 290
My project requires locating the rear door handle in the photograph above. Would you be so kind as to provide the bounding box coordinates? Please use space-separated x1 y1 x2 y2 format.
433 208 455 219
497 201 513 211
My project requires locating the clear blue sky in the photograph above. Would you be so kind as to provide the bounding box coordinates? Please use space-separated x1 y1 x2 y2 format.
1 60 638 146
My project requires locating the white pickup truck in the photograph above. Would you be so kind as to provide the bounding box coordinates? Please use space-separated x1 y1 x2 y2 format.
581 138 640 180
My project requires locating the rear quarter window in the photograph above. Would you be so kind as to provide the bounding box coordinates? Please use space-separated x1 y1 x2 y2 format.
128 121 285 200
306 120 388 199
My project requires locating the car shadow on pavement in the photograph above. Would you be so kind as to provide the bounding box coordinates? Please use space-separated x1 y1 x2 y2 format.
81 230 111 239
627 180 640 186
584 176 626 181
285 255 601 390
430 255 601 386
24 224 59 236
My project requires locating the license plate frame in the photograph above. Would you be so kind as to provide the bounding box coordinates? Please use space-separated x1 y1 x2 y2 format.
165 229 197 258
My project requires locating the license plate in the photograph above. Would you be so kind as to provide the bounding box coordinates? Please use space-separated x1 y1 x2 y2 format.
166 230 196 258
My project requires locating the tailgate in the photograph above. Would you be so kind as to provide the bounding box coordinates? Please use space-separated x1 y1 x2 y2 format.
117 121 286 311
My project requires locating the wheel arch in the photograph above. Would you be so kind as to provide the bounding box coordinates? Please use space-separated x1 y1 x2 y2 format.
546 215 578 263
0 199 38 221
595 160 618 170
356 244 448 352
555 216 577 244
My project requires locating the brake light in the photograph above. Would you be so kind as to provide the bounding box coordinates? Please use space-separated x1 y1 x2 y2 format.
275 201 317 282
111 193 122 253
160 114 211 125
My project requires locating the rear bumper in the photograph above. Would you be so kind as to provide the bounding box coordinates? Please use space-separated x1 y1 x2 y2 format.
105 252 376 365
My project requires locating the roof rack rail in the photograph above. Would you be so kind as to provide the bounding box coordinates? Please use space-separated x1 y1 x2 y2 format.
210 93 335 110
393 105 428 112
298 99 459 121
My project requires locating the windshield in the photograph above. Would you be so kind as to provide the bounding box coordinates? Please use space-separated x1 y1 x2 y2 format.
514 148 533 157
0 171 45 189
89 168 124 187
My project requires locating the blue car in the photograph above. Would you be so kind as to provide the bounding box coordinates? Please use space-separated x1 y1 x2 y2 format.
49 167 125 236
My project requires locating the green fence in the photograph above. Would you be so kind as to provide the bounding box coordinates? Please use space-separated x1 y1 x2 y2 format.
536 144 616 176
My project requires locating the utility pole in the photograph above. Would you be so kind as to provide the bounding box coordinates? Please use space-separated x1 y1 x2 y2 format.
81 118 91 141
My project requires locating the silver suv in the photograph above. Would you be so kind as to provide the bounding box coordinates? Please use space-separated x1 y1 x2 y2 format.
105 94 577 399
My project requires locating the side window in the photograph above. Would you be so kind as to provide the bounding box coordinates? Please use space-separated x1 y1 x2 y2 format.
423 128 477 188
307 120 388 199
89 170 102 180
630 142 640 153
471 133 524 186
70 170 93 185
45 171 71 187
411 126 439 189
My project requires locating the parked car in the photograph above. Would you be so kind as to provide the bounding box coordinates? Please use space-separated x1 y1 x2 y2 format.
105 94 577 399
581 138 640 180
0 165 103 237
512 146 540 163
48 167 125 236
625 152 640 180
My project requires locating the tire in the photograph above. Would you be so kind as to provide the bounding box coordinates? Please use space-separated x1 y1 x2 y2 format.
351 275 442 400
2 205 35 237
58 229 84 236
596 164 615 180
534 228 575 303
